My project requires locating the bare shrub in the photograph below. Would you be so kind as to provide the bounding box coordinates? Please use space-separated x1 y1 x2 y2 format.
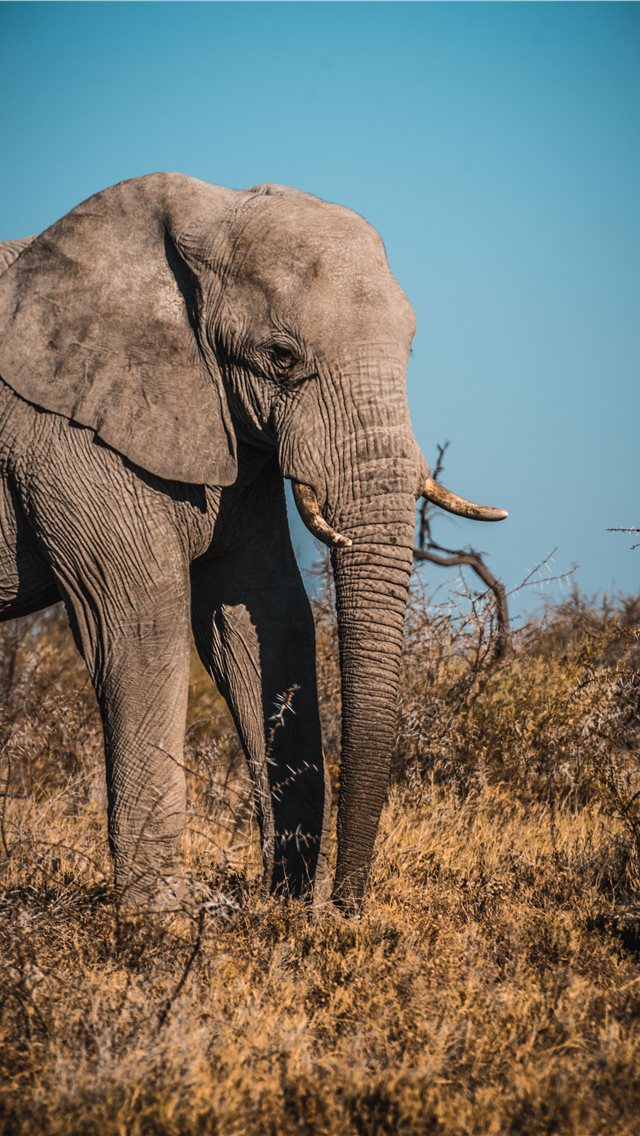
393 586 640 810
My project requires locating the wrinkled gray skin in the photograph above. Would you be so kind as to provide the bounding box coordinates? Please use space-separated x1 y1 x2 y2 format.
0 174 427 913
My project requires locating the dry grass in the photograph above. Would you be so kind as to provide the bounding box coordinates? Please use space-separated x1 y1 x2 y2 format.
1 583 639 1135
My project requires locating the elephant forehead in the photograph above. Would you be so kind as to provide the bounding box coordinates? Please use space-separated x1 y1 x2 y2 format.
222 195 416 344
237 241 413 342
301 288 412 350
296 271 415 350
237 197 389 286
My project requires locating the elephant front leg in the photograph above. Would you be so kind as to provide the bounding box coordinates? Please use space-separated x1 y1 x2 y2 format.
19 420 202 910
94 621 191 910
27 505 193 909
191 563 330 901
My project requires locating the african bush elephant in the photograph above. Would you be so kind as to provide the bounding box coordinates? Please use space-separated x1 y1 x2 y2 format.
0 174 506 913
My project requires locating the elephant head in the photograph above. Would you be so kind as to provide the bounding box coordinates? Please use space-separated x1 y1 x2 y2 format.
0 174 506 911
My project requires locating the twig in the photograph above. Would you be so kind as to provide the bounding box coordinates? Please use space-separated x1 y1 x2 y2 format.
507 549 576 597
608 527 640 551
156 906 206 1030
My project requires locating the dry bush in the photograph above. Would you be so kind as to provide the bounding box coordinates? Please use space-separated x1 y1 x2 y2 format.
1 584 640 1135
395 586 640 810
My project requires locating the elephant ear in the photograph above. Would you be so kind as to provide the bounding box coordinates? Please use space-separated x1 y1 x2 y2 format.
0 173 237 486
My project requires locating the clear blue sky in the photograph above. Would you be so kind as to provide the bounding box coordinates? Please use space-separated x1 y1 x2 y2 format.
1 2 638 618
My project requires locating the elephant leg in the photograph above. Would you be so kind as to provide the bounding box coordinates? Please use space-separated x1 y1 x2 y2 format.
191 480 330 901
55 569 191 909
0 476 59 621
80 594 192 910
22 447 193 910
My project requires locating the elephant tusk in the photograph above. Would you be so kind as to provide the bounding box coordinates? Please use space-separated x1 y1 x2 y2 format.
291 482 353 549
422 477 508 522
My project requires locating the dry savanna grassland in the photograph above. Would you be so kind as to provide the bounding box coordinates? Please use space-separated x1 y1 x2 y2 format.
1 570 639 1136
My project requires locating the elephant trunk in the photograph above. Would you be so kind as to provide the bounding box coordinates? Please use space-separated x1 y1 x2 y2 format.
289 449 508 913
329 498 416 912
282 357 425 911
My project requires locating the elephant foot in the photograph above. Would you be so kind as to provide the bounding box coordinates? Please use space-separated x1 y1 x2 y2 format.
331 870 367 920
115 871 186 914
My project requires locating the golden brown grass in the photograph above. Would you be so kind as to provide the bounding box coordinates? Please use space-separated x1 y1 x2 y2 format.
1 586 639 1135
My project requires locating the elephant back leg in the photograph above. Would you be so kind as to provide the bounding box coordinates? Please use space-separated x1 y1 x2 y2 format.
0 472 59 623
19 413 193 910
191 458 330 902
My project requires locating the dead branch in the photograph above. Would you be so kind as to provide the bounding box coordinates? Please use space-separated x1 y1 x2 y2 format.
415 442 509 661
414 544 510 660
608 527 640 551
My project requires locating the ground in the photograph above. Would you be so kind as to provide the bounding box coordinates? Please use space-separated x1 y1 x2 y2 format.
1 585 639 1135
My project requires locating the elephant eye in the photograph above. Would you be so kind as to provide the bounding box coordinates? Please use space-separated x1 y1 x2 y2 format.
269 342 299 372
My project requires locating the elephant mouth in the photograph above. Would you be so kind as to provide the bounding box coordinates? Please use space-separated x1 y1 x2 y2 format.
291 475 507 549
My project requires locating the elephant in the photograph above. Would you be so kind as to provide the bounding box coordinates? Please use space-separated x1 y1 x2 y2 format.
0 174 506 913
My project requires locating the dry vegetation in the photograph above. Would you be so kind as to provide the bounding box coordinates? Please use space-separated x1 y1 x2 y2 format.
1 575 640 1135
